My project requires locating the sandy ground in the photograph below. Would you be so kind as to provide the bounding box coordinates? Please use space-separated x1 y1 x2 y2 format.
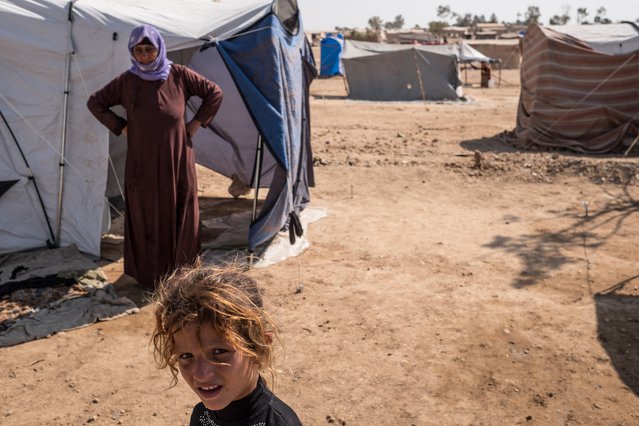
2 67 639 425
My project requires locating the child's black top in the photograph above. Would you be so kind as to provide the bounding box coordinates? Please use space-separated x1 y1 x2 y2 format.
189 377 302 426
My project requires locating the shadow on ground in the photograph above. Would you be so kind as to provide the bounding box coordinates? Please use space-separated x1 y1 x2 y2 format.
199 195 262 245
483 185 639 288
595 276 639 397
460 133 519 154
483 180 639 396
461 133 639 159
311 94 348 100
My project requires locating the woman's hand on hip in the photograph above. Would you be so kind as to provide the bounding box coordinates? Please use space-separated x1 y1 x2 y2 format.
186 119 202 138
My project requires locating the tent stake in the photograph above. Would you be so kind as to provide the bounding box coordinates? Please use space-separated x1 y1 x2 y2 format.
624 134 639 157
248 134 264 267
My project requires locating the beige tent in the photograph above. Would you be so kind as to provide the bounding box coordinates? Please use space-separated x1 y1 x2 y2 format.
467 39 521 69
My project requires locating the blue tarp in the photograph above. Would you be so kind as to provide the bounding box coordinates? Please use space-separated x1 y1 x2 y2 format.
195 12 316 250
320 34 344 77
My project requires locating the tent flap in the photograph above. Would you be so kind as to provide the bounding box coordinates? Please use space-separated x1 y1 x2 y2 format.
188 12 316 251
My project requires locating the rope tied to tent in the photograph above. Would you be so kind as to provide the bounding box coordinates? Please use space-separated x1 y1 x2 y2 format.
0 108 57 247
534 52 638 142
412 49 428 107
0 94 88 182
204 25 273 47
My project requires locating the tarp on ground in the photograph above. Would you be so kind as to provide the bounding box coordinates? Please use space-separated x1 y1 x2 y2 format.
508 23 639 153
342 40 463 101
0 246 138 347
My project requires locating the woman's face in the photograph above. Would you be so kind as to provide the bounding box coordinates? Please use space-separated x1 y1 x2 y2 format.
132 44 158 65
174 321 259 411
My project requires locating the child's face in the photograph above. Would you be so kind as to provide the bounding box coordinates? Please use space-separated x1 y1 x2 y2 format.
174 321 258 411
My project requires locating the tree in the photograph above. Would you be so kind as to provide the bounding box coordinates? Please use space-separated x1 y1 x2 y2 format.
367 16 383 32
523 6 541 24
576 7 588 24
549 4 571 25
473 14 487 24
489 13 498 23
437 5 452 22
549 14 570 24
593 6 611 24
429 20 448 34
384 14 405 30
454 13 473 26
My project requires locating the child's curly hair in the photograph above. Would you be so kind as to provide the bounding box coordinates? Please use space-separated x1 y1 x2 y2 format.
151 262 278 386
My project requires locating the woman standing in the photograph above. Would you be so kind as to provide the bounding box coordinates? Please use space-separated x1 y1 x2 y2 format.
88 24 223 289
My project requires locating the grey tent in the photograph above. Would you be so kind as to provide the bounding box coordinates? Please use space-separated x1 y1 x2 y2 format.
342 40 463 101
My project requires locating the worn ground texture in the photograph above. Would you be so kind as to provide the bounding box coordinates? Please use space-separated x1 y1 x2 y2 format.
1 66 639 425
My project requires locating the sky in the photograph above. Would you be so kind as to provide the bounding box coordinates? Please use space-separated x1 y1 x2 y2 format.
296 0 634 31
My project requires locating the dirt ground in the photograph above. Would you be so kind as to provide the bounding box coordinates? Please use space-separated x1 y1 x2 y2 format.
2 66 639 425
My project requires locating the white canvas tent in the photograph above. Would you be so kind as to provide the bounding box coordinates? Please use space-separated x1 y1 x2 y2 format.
0 0 313 257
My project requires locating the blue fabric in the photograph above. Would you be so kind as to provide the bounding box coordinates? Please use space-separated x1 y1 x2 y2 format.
320 36 344 76
216 13 316 250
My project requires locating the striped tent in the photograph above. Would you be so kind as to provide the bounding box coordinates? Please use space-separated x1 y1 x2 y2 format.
509 23 639 154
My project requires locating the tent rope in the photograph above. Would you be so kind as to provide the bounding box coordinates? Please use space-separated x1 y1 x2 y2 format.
207 25 272 44
0 93 87 181
413 49 428 107
534 53 637 140
0 108 57 246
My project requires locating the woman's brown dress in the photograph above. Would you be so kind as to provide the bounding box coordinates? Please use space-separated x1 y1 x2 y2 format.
88 64 223 288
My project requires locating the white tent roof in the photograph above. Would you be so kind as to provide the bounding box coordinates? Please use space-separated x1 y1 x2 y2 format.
0 0 273 51
546 23 639 54
0 0 274 257
343 40 494 63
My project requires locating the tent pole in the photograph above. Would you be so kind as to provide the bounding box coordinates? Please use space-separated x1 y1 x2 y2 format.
413 49 427 107
342 70 349 97
248 134 264 267
0 109 57 246
55 1 76 247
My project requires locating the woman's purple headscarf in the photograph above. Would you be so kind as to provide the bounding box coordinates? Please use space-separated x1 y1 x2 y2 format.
127 24 172 81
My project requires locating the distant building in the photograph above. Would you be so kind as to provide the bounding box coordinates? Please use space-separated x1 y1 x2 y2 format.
442 26 469 40
384 29 440 45
307 32 325 46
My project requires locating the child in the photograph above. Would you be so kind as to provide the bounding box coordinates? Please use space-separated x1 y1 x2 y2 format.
151 263 302 425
